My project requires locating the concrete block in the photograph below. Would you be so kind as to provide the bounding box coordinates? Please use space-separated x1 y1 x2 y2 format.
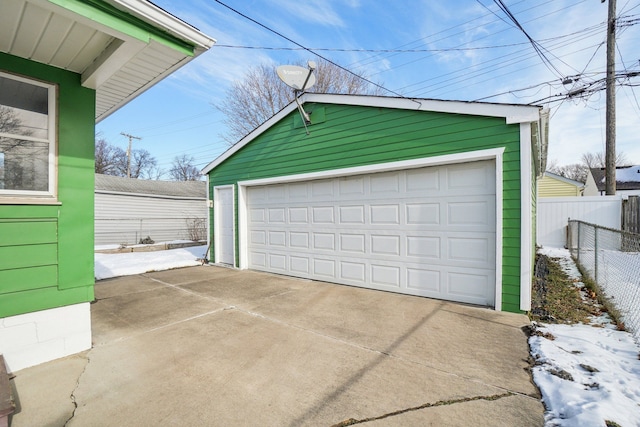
0 303 92 372
0 323 37 351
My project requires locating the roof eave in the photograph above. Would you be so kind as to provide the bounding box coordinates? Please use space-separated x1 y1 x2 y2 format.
202 94 543 174
104 0 216 51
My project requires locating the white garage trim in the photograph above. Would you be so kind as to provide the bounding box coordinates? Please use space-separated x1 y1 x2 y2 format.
236 147 505 310
520 123 533 311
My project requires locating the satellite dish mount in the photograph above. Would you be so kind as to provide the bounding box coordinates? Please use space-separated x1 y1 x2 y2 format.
277 61 317 134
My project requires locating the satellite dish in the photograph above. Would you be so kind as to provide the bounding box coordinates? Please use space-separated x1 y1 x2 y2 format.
277 64 316 91
276 61 317 134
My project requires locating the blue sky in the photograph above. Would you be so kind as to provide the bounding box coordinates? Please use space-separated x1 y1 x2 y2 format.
95 0 640 176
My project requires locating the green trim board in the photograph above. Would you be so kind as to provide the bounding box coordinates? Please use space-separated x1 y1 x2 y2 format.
0 52 95 318
48 0 196 56
206 95 543 313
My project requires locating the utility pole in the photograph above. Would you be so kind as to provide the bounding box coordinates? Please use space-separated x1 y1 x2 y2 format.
605 0 617 195
120 132 141 178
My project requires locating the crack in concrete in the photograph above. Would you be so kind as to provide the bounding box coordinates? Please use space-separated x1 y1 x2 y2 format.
331 392 515 426
63 354 90 427
233 305 537 402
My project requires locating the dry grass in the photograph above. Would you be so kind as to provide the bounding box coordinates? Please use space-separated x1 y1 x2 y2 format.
531 254 601 324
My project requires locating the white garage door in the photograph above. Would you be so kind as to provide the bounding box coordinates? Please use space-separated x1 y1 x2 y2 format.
247 160 496 306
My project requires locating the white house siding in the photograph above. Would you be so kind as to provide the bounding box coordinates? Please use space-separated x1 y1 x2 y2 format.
537 196 622 248
95 192 207 245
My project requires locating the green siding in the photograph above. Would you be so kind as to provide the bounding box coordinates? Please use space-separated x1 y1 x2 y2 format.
209 102 525 312
0 52 95 318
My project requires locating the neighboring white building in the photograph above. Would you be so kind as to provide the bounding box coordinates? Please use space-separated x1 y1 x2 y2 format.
585 166 640 196
95 174 207 245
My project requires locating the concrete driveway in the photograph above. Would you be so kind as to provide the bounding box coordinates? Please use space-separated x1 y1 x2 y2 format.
10 266 543 426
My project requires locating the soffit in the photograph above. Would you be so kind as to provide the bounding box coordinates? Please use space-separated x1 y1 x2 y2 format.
0 0 214 122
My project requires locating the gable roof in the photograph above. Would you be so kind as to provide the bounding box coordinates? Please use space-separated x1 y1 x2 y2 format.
95 174 205 199
543 171 585 187
589 166 640 191
1 0 215 122
202 93 545 174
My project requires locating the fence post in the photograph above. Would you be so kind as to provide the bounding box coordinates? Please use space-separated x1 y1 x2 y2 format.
577 221 581 264
594 226 599 283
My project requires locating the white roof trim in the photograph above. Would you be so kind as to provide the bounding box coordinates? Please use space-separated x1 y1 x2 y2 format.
202 93 542 174
105 0 216 52
543 171 585 188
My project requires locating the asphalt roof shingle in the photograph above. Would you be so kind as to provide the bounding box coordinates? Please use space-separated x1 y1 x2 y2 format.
95 174 206 198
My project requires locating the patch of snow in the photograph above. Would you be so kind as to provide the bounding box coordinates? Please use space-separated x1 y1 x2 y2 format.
530 323 640 427
616 165 640 183
532 248 640 426
95 245 208 280
94 244 121 251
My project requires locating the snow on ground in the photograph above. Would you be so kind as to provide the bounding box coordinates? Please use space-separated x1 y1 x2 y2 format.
533 247 640 427
94 245 208 280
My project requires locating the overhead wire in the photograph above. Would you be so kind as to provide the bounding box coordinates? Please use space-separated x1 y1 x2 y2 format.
491 0 566 78
211 0 409 99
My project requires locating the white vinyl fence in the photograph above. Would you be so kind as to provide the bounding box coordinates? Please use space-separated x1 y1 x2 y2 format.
537 196 622 247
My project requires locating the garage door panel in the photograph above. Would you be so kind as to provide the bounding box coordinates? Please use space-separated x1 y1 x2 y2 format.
312 206 335 223
269 253 287 271
446 162 495 193
447 271 493 305
247 160 496 307
407 267 441 292
313 232 336 251
406 202 440 225
250 208 266 223
340 233 366 253
371 234 401 256
313 258 336 278
268 231 286 247
290 232 310 248
289 207 309 223
340 260 366 282
250 251 267 268
290 256 310 274
339 176 365 195
339 205 365 224
370 171 401 194
251 230 267 245
448 237 491 263
370 204 400 224
370 263 401 288
406 236 441 259
406 168 440 192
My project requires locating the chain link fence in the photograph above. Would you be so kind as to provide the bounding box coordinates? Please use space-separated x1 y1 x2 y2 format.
567 220 640 341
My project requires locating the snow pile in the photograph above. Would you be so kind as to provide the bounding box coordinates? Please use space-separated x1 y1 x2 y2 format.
532 247 640 426
95 245 208 280
530 323 640 426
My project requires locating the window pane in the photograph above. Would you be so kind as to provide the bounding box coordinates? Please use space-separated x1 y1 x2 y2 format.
0 138 49 191
0 76 49 139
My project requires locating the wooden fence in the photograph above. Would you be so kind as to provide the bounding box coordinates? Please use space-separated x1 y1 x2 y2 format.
622 196 640 234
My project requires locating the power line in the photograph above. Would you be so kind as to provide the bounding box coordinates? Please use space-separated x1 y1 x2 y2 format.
212 0 409 100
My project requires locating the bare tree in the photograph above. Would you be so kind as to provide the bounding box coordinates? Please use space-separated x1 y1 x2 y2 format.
169 154 201 181
95 137 126 175
0 105 22 134
547 163 590 183
581 151 630 169
95 137 158 179
128 149 157 179
547 150 631 183
218 58 384 143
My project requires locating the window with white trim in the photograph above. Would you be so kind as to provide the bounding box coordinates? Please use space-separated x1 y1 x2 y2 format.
0 71 56 197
